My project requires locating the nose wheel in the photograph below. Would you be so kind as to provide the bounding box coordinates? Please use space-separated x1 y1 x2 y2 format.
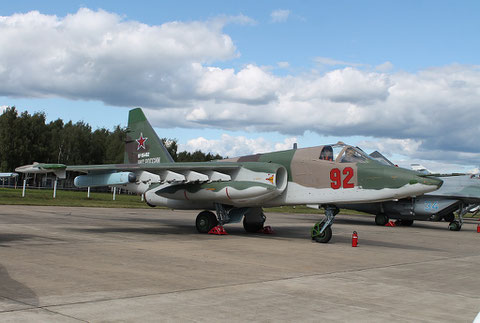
448 220 461 231
311 205 339 243
311 221 332 243
448 204 468 231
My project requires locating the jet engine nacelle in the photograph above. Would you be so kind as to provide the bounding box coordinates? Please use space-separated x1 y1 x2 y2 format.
74 172 136 188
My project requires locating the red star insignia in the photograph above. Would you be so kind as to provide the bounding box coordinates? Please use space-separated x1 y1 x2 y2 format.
136 133 148 150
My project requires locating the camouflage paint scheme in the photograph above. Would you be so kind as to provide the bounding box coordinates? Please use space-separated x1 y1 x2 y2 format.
16 108 441 208
16 108 443 242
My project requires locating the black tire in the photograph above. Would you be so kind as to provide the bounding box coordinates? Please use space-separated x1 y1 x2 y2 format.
401 219 414 226
196 211 218 233
243 208 266 233
443 213 455 223
375 213 389 226
314 226 332 243
448 220 462 231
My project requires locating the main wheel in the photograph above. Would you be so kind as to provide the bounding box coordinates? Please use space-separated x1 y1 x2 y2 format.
311 221 333 243
400 219 414 226
448 220 462 231
375 213 389 226
196 211 218 233
443 213 455 223
243 208 266 233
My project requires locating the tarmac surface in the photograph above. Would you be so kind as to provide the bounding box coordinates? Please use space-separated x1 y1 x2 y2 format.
0 205 479 322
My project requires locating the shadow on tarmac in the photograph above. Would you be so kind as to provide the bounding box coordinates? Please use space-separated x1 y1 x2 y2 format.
68 224 195 236
65 223 448 251
0 234 36 247
0 264 38 307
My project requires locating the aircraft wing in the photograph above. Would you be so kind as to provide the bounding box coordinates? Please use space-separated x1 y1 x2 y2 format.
426 174 480 203
66 162 243 183
15 161 286 186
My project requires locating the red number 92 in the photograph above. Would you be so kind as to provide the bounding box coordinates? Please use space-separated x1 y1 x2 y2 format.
330 167 354 189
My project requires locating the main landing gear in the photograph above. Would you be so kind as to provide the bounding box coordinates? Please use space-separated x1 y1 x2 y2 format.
448 204 468 231
243 208 266 233
195 205 267 235
195 210 218 233
311 205 339 243
375 213 389 226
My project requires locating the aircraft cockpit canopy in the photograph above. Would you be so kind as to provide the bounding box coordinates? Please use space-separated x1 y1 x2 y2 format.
320 143 373 163
319 145 334 161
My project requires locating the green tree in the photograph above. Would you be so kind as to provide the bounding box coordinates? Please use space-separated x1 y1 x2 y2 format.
0 108 222 172
105 125 127 164
177 150 223 162
0 107 19 171
161 138 178 160
47 118 65 163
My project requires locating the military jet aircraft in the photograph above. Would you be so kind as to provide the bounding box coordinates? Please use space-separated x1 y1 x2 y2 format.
16 109 442 243
339 153 480 231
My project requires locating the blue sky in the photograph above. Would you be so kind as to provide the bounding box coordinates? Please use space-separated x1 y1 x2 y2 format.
1 1 479 172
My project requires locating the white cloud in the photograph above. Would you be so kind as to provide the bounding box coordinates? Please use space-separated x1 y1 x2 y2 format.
1 9 480 168
375 61 394 72
315 56 365 68
270 9 290 23
1 105 8 113
277 61 290 68
359 137 480 171
142 63 480 168
179 135 297 157
0 9 238 105
210 14 256 28
358 138 423 157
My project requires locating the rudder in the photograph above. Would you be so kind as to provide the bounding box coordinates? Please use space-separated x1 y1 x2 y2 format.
124 108 174 164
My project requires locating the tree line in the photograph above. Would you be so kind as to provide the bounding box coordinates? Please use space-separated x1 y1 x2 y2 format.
0 107 223 172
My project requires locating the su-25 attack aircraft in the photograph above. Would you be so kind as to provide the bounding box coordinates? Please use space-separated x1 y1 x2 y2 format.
16 108 443 243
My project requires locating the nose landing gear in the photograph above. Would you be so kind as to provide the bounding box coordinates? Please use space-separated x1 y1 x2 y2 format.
311 205 339 243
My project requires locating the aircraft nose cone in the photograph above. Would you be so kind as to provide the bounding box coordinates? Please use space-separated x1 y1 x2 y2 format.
418 175 443 189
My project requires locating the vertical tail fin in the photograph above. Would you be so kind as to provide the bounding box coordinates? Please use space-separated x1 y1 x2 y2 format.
124 108 174 164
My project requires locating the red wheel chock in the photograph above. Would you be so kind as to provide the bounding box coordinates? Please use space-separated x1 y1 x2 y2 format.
385 221 396 227
259 226 275 234
208 225 228 235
